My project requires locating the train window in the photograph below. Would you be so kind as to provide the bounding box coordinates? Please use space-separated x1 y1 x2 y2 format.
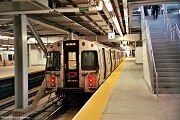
8 54 13 61
68 52 77 69
81 51 99 70
0 55 1 61
46 51 60 71
107 50 111 63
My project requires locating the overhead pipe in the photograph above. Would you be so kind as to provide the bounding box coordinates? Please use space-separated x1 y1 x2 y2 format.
113 0 125 33
27 19 47 55
0 0 103 15
122 0 129 34
103 0 123 37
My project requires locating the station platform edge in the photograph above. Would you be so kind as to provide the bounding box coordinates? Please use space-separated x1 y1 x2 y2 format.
73 59 126 120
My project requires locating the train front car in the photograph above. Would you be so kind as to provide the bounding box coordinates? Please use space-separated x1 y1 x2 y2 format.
45 39 101 94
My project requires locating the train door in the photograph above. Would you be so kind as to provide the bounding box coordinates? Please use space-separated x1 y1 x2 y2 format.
102 48 106 79
109 49 112 72
63 40 79 88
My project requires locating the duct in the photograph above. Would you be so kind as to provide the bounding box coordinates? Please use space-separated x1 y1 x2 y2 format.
113 0 125 33
0 1 103 15
103 0 123 37
122 0 129 34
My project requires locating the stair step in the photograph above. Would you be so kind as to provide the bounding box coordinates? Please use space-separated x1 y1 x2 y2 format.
154 55 180 59
155 88 180 94
157 68 180 72
157 72 180 77
154 51 180 55
155 82 180 88
151 36 171 39
152 44 180 47
152 40 180 44
156 63 180 68
155 59 180 63
153 46 180 49
153 48 180 51
158 77 180 82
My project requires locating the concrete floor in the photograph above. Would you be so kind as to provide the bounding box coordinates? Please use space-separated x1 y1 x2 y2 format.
101 58 180 120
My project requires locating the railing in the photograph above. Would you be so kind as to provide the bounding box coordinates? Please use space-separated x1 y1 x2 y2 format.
170 24 180 41
163 11 180 41
145 21 159 97
141 6 158 97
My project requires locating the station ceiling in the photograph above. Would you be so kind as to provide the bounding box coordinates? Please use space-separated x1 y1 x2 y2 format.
0 0 179 46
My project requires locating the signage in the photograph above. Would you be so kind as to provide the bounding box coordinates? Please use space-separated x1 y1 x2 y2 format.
79 8 89 12
66 43 76 46
108 32 115 40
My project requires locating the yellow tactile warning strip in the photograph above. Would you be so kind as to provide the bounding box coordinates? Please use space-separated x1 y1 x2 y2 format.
73 59 127 120
0 68 45 79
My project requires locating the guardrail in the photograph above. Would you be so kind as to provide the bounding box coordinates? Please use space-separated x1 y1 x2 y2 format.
141 6 158 97
145 20 159 97
163 11 180 41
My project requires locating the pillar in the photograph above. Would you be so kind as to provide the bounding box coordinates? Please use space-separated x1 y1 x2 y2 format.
13 14 28 116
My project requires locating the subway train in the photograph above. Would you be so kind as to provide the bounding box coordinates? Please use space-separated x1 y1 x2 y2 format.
45 39 124 95
0 51 14 67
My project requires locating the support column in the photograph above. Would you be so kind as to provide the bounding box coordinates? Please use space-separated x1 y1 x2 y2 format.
13 14 28 116
28 44 32 67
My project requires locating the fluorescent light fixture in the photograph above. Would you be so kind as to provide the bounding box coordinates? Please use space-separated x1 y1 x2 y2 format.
103 0 113 12
0 35 14 40
112 16 123 37
2 45 12 47
103 0 123 37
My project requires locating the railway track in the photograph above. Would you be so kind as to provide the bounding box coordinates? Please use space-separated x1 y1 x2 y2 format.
0 87 44 117
0 70 45 100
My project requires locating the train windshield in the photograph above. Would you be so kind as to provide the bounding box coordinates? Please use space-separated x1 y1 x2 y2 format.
46 51 60 71
81 51 99 70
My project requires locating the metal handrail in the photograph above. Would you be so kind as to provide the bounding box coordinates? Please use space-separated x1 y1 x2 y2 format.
141 6 158 97
164 12 180 41
145 21 159 97
170 24 180 41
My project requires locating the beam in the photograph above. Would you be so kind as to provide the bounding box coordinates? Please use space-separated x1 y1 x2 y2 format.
27 19 47 55
83 34 141 42
122 0 129 34
0 1 103 15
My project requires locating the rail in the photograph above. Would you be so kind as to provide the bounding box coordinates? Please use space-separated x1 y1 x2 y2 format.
163 12 180 41
170 24 180 41
145 21 159 97
141 6 158 97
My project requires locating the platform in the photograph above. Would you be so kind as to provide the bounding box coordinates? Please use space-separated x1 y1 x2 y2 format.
73 58 180 120
0 66 45 79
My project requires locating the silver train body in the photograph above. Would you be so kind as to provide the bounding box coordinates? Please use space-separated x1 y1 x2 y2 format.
45 39 123 94
0 51 14 67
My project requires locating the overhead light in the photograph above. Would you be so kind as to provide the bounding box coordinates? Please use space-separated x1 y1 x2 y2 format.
2 44 12 47
112 16 123 37
0 35 14 40
103 0 113 12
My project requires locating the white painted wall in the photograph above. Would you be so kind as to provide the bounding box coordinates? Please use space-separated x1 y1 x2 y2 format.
143 39 152 92
29 49 46 66
135 47 143 64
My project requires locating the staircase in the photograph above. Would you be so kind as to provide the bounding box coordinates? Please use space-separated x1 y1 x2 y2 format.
147 15 180 94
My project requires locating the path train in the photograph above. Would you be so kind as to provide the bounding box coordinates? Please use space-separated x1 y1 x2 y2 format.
45 39 124 94
0 51 14 67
